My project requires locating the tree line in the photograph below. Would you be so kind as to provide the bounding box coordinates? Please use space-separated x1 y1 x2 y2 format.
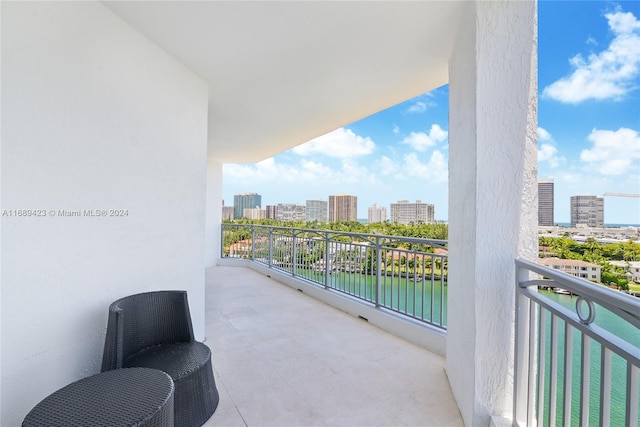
223 219 639 288
539 234 639 289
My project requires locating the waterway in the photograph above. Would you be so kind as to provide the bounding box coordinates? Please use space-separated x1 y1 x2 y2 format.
293 268 447 327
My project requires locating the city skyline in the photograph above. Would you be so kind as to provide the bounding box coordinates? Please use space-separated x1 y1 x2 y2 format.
223 1 640 225
226 191 636 227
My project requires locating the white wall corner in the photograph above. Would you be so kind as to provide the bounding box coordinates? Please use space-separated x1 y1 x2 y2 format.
1 2 208 424
205 156 223 269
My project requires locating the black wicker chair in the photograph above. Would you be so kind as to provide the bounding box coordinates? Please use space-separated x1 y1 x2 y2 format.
101 291 219 427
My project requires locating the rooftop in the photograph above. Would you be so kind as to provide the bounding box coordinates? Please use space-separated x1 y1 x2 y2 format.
204 265 462 426
539 257 600 268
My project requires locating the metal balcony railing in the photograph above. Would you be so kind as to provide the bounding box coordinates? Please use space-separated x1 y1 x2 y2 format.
221 223 448 330
514 259 640 427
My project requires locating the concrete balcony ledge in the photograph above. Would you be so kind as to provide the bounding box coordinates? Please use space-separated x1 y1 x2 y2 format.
204 265 463 426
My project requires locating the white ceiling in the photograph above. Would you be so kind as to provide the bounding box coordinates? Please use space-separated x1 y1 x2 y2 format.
104 1 465 163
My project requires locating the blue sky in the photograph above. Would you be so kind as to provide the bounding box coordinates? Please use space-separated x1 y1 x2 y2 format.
224 1 640 225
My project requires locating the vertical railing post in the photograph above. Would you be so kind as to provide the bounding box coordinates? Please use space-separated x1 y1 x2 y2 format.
324 231 330 289
376 237 382 308
514 262 532 426
220 224 225 258
251 225 256 260
268 227 273 268
292 230 298 277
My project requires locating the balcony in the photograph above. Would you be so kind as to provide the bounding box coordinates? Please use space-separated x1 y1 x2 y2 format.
3 2 538 425
217 224 640 426
204 265 462 426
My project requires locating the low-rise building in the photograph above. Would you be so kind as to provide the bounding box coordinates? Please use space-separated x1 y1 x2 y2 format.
538 257 601 282
276 203 306 221
243 207 266 220
609 261 640 283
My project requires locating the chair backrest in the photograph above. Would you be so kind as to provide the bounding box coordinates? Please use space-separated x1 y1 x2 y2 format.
101 290 195 371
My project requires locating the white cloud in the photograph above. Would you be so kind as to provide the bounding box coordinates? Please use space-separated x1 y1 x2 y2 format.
538 144 560 166
392 124 400 135
224 154 382 190
224 157 318 185
537 127 565 168
580 127 640 175
406 101 427 113
377 155 399 176
542 9 640 103
402 124 448 152
403 151 448 182
404 93 437 114
538 127 553 142
292 127 375 158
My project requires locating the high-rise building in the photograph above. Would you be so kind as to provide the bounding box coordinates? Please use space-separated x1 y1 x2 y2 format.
265 205 277 219
233 193 261 219
368 203 387 223
538 179 554 226
276 203 306 221
306 200 328 222
390 200 435 224
570 195 604 227
329 194 357 222
222 206 234 221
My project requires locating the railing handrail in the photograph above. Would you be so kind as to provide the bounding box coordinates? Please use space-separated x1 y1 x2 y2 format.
516 258 640 329
223 223 449 250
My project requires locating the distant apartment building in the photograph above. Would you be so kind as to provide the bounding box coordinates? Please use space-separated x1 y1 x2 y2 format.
570 195 604 228
538 179 554 226
243 207 266 220
329 194 357 222
276 203 306 221
390 200 435 224
538 257 601 282
368 203 387 223
222 205 234 221
265 205 277 219
234 192 262 219
306 199 328 222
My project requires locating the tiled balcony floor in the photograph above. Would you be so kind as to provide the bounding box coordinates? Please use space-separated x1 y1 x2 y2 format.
203 265 463 427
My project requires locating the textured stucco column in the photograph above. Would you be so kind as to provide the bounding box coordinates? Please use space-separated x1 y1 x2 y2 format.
446 1 537 425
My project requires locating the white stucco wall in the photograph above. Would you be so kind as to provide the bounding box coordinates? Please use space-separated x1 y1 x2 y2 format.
205 157 223 269
1 2 208 425
447 1 537 426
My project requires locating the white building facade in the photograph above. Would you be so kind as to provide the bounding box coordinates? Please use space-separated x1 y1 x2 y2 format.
538 258 602 282
390 200 435 224
276 203 306 222
610 261 640 283
368 203 387 223
306 200 328 222
571 195 604 228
